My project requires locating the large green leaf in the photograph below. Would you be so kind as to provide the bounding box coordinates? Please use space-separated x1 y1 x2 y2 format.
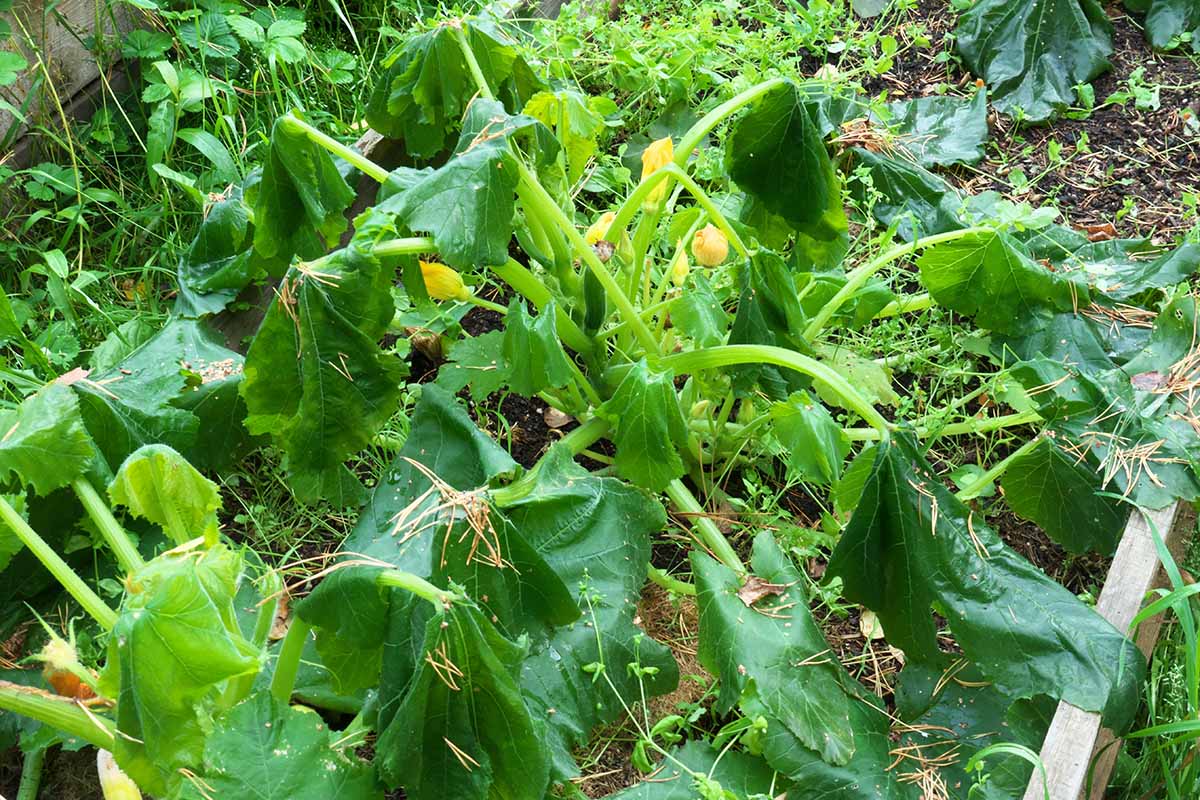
366 16 541 158
378 98 557 270
523 89 613 184
595 359 689 491
956 0 1113 123
375 602 551 800
670 271 730 348
435 330 510 401
502 299 574 396
101 544 261 794
1068 239 1200 299
252 115 355 263
241 232 405 505
727 250 811 399
108 444 221 546
1131 0 1200 50
176 692 380 800
883 91 989 167
176 187 269 316
1000 436 1127 554
850 148 965 241
827 432 1144 730
604 740 789 799
693 532 858 765
726 81 844 239
917 229 1089 334
499 447 677 780
0 385 94 496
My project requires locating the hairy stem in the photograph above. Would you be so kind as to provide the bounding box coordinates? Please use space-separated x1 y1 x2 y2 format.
377 568 458 608
957 436 1043 501
281 112 389 183
16 745 44 800
802 227 992 340
667 479 745 574
0 497 118 630
72 479 144 575
372 236 437 259
647 565 697 596
663 345 892 433
0 680 116 750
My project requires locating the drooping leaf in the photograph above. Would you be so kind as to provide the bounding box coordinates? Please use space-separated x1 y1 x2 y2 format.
91 319 157 373
693 532 858 765
0 385 94 496
252 115 355 263
850 147 966 241
176 187 267 316
375 602 551 800
605 740 790 799
827 432 1145 731
917 229 1089 334
498 447 677 780
1131 0 1200 50
595 359 689 491
523 89 613 184
1068 239 1200 299
177 692 380 800
883 91 989 167
100 544 261 795
502 299 574 396
241 232 405 505
956 0 1113 123
1000 436 1127 554
366 16 542 158
377 99 558 270
728 250 811 399
769 392 851 485
108 444 221 546
727 81 844 240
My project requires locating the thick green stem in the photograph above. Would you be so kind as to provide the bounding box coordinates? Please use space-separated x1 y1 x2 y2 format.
876 292 933 319
72 479 144 574
647 565 697 596
801 227 992 341
270 618 311 705
492 259 592 354
675 78 789 167
453 26 495 101
843 409 1042 442
516 163 660 354
0 497 117 630
957 436 1043 501
16 745 45 800
0 681 116 749
281 112 390 183
377 568 458 608
663 345 892 434
667 479 745 574
466 295 509 315
492 416 610 506
372 236 437 259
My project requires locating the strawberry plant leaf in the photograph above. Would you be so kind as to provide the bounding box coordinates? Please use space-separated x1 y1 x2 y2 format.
502 299 573 396
1000 436 1127 554
367 16 541 158
100 544 261 794
375 602 551 800
176 692 380 800
241 231 405 506
379 98 558 270
726 81 843 239
956 0 1113 123
498 447 677 779
917 229 1089 334
252 116 356 263
108 444 221 545
693 532 858 765
0 385 95 496
606 740 790 799
828 432 1145 730
595 359 689 491
769 391 850 485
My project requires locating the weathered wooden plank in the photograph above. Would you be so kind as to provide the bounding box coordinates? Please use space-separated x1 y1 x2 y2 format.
1023 501 1196 800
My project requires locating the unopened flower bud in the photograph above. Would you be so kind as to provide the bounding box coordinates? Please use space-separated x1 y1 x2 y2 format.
641 137 674 208
691 224 729 267
585 212 617 245
419 261 471 302
669 248 690 287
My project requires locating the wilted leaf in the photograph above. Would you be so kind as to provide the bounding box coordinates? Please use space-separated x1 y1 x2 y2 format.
108 444 221 545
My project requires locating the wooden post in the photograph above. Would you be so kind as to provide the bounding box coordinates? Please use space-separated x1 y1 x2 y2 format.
1023 501 1196 800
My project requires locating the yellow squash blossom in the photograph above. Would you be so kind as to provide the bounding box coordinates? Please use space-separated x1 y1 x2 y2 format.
641 136 674 208
420 261 472 302
669 247 690 287
585 211 617 245
691 224 729 267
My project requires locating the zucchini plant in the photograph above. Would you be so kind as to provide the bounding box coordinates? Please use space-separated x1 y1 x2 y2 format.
2 10 1199 800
